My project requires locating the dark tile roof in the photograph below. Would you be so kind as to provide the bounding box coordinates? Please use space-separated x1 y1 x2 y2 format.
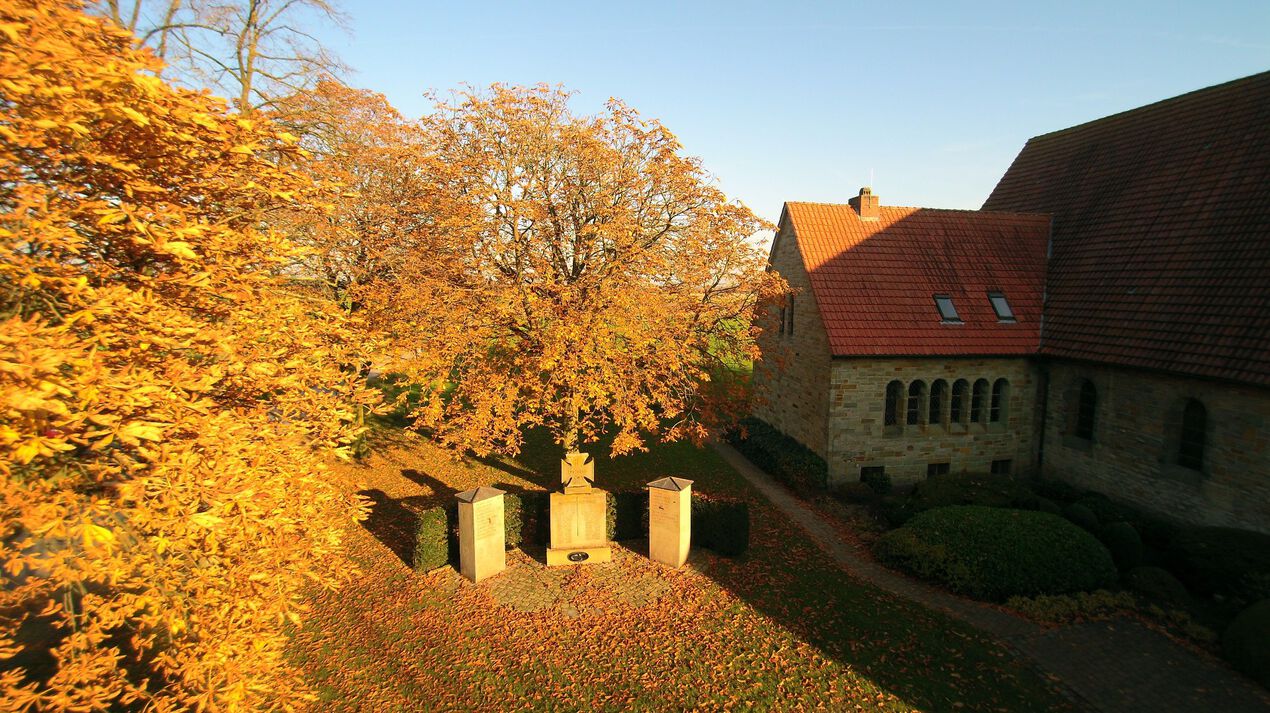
783 202 1050 357
983 72 1270 386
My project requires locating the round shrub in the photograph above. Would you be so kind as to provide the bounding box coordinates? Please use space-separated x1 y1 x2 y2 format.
1034 496 1064 516
1076 494 1134 525
692 497 750 557
1123 566 1190 606
1222 599 1270 688
872 505 1117 602
414 506 453 572
1101 521 1144 570
1063 503 1100 533
1167 527 1270 603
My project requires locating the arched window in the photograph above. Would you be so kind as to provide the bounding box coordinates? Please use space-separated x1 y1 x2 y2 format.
906 380 926 426
971 379 989 423
990 378 1009 423
884 380 903 427
950 379 969 424
1178 399 1206 470
929 379 947 425
1075 380 1097 440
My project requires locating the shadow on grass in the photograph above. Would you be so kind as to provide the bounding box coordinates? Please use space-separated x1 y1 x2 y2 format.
357 488 419 568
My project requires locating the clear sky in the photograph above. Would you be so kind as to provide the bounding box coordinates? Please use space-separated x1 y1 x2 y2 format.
314 0 1268 222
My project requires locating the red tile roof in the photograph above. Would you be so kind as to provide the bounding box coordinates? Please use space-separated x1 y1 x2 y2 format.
983 71 1270 386
783 201 1050 357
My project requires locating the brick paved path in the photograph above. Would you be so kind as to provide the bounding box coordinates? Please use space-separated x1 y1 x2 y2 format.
712 441 1270 713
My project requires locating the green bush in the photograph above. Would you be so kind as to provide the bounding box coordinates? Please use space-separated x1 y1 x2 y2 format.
1101 521 1144 571
1167 527 1270 604
872 506 1118 602
1123 566 1190 606
860 468 892 495
692 497 750 557
1222 599 1270 689
1006 590 1137 623
875 496 916 528
906 473 1035 513
1076 494 1137 525
606 490 648 542
414 506 454 571
503 491 549 548
1031 477 1086 505
726 417 828 491
832 481 879 504
1063 503 1100 533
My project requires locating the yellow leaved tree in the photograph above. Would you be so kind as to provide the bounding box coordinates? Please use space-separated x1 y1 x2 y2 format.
361 85 786 458
0 1 376 710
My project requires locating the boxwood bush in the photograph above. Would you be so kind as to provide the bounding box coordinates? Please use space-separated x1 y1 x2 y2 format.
503 491 549 548
1100 521 1144 571
1167 527 1270 604
606 490 648 542
1123 566 1190 606
414 506 455 571
873 505 1118 601
726 417 827 491
1222 599 1270 688
692 497 750 556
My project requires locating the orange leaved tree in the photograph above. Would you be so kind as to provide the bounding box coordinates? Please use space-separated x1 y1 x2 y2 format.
274 79 438 309
0 2 376 710
360 85 785 459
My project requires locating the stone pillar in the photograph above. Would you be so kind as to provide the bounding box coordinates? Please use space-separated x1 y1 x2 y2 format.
456 486 506 582
546 452 613 566
647 477 692 567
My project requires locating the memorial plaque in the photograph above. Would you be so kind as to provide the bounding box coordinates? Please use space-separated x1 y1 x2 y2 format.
647 477 692 568
456 486 506 583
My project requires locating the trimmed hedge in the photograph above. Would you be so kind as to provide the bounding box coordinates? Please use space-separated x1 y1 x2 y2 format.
1222 599 1270 689
414 506 454 572
1063 503 1100 533
726 417 827 491
873 505 1118 602
692 497 750 556
1123 566 1190 606
607 490 648 542
504 491 549 548
1167 527 1270 604
1100 521 1144 571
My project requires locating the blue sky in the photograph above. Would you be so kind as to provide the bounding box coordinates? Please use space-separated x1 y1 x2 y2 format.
315 1 1268 221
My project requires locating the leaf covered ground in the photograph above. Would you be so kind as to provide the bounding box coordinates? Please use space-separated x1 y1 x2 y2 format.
289 429 1079 711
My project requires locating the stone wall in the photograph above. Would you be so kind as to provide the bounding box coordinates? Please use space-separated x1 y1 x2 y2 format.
1041 360 1270 534
827 357 1040 487
752 220 831 457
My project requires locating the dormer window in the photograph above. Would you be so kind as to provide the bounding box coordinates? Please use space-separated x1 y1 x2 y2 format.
934 295 960 323
988 292 1015 322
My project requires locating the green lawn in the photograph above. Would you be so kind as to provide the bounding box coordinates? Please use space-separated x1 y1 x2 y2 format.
289 427 1078 711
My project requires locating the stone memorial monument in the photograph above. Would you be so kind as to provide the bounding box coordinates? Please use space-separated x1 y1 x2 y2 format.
647 477 692 567
546 452 612 566
456 486 506 582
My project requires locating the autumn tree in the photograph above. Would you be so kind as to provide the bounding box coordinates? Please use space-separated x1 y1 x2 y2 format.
361 85 786 459
275 79 437 307
98 0 349 116
0 2 376 710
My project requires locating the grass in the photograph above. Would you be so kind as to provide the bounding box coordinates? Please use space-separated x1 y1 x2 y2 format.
288 424 1078 711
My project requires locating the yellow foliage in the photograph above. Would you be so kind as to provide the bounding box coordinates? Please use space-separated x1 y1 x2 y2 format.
0 1 376 710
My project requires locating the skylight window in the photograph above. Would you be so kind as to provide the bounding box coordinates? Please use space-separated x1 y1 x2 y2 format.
934 295 960 322
988 292 1015 322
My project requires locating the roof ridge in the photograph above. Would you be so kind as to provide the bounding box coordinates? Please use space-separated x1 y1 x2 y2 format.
785 200 1050 219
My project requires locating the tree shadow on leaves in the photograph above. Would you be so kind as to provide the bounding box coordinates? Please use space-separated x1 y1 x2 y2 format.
357 488 418 568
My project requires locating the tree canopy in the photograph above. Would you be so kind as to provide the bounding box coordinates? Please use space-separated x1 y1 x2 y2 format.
0 1 375 709
362 85 785 457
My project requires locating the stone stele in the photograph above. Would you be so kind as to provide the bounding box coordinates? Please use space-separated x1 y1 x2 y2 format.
456 486 506 583
647 477 693 567
546 452 612 566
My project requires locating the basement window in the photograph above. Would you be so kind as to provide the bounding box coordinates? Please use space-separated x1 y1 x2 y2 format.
988 292 1015 322
934 295 960 323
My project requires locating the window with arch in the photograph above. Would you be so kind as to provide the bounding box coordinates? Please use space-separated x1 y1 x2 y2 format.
884 380 903 427
971 379 989 423
1075 380 1097 440
906 380 927 426
951 379 969 424
929 379 947 425
990 378 1009 423
1178 399 1206 470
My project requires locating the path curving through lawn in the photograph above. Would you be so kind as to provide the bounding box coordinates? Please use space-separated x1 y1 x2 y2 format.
712 441 1270 713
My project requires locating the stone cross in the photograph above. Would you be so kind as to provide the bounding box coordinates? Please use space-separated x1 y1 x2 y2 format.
561 451 595 493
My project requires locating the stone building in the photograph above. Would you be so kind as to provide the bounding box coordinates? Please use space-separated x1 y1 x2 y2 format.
754 71 1270 533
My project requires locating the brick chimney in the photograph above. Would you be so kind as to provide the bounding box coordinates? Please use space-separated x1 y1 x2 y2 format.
849 187 879 219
